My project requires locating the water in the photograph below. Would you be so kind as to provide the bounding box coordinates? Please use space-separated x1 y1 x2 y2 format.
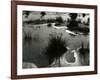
23 23 89 68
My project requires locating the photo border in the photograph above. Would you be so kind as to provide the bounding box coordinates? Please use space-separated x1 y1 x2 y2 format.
11 0 97 79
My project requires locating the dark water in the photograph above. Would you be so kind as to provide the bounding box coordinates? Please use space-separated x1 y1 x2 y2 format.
23 24 89 68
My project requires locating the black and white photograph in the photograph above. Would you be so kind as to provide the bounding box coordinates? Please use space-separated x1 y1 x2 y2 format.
11 1 97 79
22 11 90 69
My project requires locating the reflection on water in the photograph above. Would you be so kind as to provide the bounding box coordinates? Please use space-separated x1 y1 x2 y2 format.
23 24 89 68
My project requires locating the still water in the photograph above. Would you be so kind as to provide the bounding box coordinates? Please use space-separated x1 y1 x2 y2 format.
23 24 89 68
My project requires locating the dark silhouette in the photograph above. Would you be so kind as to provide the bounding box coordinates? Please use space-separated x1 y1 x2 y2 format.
67 13 79 28
40 11 46 18
23 11 30 18
82 13 86 17
44 33 67 65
